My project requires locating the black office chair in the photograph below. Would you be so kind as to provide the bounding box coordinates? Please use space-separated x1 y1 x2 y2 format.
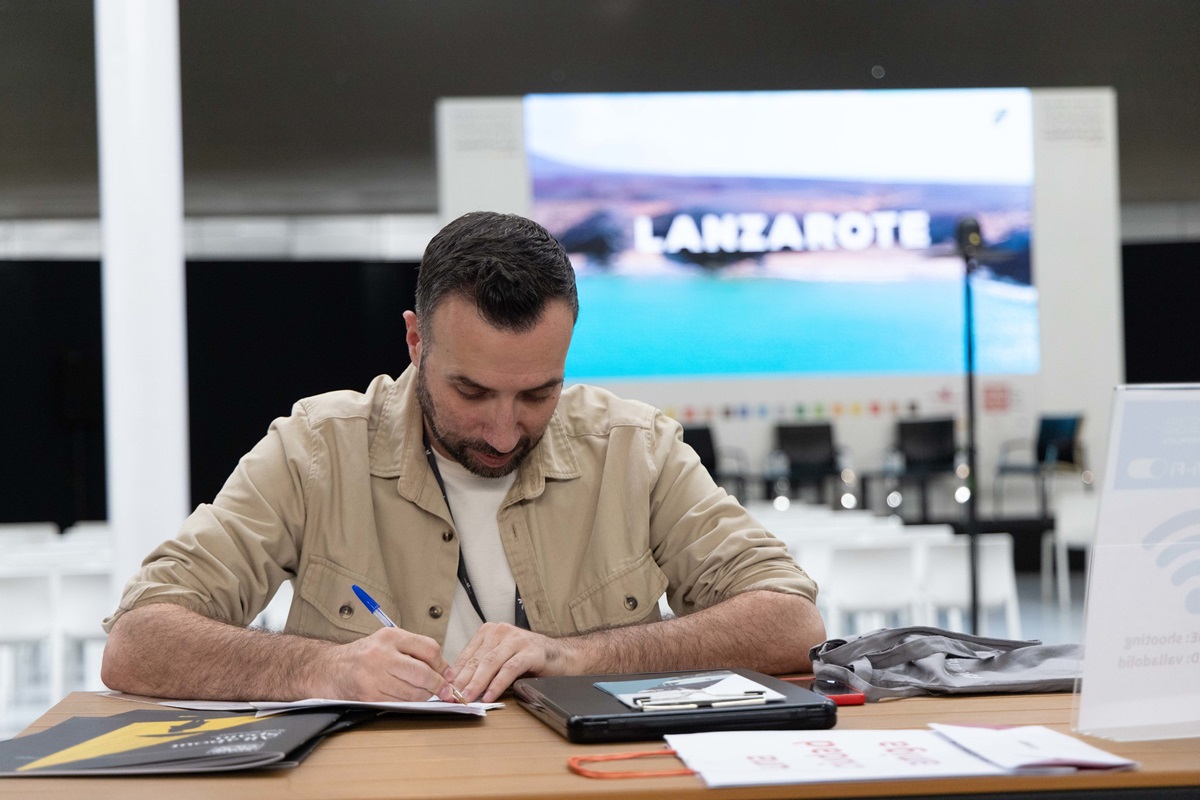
994 414 1087 519
681 424 748 499
773 422 845 505
890 417 958 522
897 418 957 475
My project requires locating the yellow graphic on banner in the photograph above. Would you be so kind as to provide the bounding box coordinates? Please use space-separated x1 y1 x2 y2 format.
19 715 260 772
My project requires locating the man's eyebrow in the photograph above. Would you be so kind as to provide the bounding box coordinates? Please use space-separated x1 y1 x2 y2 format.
450 374 563 393
523 377 565 393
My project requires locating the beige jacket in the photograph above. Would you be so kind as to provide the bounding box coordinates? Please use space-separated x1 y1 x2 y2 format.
105 367 817 643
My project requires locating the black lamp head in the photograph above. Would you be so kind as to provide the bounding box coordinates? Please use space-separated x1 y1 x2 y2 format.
956 217 982 258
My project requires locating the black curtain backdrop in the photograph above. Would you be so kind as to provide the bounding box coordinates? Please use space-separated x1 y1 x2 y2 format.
1121 241 1200 385
0 260 418 527
185 260 418 506
3 243 1197 528
0 261 106 529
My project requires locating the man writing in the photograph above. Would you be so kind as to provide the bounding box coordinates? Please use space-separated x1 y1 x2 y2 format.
102 211 825 704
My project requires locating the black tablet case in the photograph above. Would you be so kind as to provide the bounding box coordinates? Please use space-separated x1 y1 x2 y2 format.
513 668 837 744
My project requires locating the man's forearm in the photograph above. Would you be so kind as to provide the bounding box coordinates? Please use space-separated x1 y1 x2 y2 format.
567 590 825 676
102 603 335 701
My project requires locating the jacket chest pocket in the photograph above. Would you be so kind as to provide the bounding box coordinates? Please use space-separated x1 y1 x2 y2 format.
567 550 669 632
293 555 393 642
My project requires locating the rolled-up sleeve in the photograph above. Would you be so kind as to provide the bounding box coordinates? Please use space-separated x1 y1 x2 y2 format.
102 405 311 632
647 413 818 615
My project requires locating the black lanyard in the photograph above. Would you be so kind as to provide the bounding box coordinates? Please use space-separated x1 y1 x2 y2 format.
423 432 529 630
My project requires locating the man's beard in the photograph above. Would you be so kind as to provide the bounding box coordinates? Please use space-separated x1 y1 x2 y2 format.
415 363 539 478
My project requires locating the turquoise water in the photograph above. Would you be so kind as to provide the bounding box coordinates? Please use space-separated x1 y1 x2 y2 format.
566 274 1039 380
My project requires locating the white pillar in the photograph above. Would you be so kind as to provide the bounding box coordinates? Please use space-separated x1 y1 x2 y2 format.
94 0 190 589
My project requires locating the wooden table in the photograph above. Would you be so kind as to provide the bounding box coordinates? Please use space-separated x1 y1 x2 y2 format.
2 691 1198 799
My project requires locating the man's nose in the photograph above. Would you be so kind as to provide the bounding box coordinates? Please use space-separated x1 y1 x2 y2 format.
483 403 521 453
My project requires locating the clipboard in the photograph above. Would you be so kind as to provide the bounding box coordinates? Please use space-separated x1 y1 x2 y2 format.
513 668 836 744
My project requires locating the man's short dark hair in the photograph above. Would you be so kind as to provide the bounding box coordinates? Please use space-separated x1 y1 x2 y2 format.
416 211 578 339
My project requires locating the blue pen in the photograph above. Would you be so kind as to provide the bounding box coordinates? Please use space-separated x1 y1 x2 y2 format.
351 584 468 704
352 584 397 628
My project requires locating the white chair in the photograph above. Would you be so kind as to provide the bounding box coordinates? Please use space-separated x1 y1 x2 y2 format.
2 531 117 710
0 572 56 722
49 525 118 697
1042 491 1099 609
57 571 115 694
921 533 1021 638
777 524 902 585
819 541 924 637
0 522 59 544
60 520 113 544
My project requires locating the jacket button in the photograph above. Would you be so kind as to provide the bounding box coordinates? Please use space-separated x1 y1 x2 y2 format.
338 604 354 619
624 596 638 611
442 530 454 542
428 605 443 619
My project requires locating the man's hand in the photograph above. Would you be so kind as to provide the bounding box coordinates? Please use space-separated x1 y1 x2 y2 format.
450 623 581 703
318 627 459 702
446 591 824 702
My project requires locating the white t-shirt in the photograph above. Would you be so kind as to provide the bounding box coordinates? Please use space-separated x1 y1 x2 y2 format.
432 449 518 663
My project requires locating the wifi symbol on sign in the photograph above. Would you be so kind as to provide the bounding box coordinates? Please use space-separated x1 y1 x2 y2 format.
1143 509 1200 615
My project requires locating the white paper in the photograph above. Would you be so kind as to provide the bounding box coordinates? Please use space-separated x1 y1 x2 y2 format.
666 729 1004 788
248 697 502 717
930 724 1136 772
104 691 501 717
666 726 1135 788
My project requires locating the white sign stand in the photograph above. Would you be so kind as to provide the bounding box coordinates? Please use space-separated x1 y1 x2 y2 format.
1076 384 1200 740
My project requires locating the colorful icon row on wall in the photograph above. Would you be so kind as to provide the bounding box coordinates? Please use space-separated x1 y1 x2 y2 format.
666 400 928 424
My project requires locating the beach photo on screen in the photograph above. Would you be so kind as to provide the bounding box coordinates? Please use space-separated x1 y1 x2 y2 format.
524 89 1037 381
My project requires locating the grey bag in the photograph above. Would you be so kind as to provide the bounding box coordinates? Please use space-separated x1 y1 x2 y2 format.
810 626 1083 702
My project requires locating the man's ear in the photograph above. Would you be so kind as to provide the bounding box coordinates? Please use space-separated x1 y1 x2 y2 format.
403 310 422 367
